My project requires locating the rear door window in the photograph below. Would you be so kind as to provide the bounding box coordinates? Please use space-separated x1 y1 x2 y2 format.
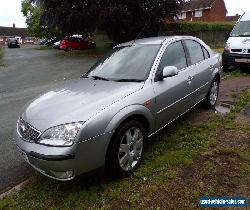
185 40 205 65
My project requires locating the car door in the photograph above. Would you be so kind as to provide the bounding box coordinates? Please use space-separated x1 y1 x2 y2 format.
79 39 88 49
152 40 197 130
183 39 212 104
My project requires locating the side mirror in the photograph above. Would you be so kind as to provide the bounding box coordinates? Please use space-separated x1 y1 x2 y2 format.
155 66 178 82
162 66 178 78
225 32 230 40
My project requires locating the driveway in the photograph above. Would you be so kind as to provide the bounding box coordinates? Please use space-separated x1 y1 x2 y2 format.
0 45 97 193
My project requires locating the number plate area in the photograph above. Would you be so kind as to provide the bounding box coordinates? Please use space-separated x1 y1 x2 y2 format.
235 58 250 63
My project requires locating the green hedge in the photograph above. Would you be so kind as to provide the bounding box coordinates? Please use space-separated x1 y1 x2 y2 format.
164 22 235 33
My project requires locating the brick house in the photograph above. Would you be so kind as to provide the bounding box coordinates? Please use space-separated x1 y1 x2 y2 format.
0 24 36 45
177 0 227 22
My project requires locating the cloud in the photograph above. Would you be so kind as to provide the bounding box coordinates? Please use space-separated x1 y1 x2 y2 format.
224 0 249 16
0 0 26 28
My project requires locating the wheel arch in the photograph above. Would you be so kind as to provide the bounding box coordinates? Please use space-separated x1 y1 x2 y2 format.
104 105 154 165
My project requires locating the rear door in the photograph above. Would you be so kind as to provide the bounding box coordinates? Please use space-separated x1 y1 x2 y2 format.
152 40 197 129
183 39 213 104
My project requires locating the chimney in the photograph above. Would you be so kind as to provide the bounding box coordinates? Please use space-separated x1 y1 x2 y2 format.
13 23 15 29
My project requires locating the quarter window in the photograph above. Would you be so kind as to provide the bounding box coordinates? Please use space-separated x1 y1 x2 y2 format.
185 40 205 65
158 41 187 71
202 46 210 59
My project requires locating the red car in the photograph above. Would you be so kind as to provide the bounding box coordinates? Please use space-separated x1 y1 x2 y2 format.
60 36 96 51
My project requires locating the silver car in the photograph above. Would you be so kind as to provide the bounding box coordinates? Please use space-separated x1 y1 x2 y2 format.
14 36 222 180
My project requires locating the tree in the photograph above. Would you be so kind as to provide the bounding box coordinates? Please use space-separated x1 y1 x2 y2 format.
28 0 182 43
37 0 100 36
21 0 53 38
99 0 182 44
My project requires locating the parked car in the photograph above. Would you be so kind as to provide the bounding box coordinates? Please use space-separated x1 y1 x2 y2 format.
39 39 48 45
39 37 59 46
14 36 222 181
60 36 96 51
7 38 20 48
53 41 61 49
223 11 250 70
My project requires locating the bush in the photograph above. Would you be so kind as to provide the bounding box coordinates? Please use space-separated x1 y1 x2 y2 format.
164 22 235 33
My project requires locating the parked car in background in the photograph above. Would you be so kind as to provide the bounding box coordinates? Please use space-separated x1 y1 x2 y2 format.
53 41 61 49
39 37 59 46
14 36 222 181
39 39 48 45
7 38 20 48
60 36 96 51
223 11 250 70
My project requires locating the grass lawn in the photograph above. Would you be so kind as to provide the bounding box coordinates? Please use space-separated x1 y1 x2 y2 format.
0 47 4 67
0 75 250 209
212 48 224 54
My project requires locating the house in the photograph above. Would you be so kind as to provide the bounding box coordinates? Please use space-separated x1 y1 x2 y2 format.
177 0 227 22
226 14 240 22
0 24 36 45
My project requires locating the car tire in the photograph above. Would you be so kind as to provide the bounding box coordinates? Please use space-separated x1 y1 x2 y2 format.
106 120 146 178
65 47 73 52
203 77 220 110
223 65 230 71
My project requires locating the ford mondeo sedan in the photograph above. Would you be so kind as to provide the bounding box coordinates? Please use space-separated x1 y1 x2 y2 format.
14 36 222 180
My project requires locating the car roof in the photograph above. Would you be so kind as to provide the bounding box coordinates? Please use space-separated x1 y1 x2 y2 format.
116 36 196 47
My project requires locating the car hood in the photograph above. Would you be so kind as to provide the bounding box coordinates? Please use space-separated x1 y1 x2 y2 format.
22 78 144 131
228 37 250 49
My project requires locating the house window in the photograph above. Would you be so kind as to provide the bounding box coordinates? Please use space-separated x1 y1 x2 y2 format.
182 12 186 19
176 12 186 20
0 37 3 42
194 10 203 17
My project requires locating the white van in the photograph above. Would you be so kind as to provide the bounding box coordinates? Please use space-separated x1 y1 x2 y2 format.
223 12 250 70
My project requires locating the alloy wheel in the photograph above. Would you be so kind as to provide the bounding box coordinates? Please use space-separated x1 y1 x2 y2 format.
118 127 144 171
210 81 219 106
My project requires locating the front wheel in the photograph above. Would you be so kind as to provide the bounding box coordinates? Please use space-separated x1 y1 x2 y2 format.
203 77 220 109
106 120 146 178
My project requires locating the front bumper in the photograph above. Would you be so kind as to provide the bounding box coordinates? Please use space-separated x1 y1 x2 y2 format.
13 130 112 181
222 51 250 67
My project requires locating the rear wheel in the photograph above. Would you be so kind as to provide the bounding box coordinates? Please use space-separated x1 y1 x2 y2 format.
65 46 73 52
203 77 220 109
106 120 146 178
223 64 230 71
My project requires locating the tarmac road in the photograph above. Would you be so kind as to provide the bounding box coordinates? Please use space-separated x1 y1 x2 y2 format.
0 45 97 193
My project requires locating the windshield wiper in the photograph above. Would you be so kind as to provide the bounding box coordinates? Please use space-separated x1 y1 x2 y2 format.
91 76 110 81
115 79 144 82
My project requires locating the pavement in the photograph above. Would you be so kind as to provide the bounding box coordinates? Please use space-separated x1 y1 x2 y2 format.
0 45 97 193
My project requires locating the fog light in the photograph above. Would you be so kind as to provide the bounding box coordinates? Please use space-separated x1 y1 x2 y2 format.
50 170 74 179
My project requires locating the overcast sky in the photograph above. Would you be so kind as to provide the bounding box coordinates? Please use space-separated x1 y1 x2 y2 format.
0 0 249 28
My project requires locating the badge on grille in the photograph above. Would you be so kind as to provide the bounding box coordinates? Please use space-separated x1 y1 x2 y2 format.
242 49 248 54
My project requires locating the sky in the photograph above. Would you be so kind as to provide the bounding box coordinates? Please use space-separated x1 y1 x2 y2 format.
0 0 249 28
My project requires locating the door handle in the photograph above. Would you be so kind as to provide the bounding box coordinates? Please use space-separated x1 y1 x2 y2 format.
187 76 193 84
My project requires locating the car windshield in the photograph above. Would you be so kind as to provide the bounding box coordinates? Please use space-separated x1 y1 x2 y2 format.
231 21 250 37
85 44 160 81
9 39 17 43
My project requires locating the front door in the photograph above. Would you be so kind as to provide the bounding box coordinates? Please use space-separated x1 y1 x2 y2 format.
152 41 196 130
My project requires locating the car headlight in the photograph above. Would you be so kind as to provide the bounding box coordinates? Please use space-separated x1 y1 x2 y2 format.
38 122 84 146
224 42 230 52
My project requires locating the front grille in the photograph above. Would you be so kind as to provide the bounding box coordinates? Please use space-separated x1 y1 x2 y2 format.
18 118 41 142
231 49 242 53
